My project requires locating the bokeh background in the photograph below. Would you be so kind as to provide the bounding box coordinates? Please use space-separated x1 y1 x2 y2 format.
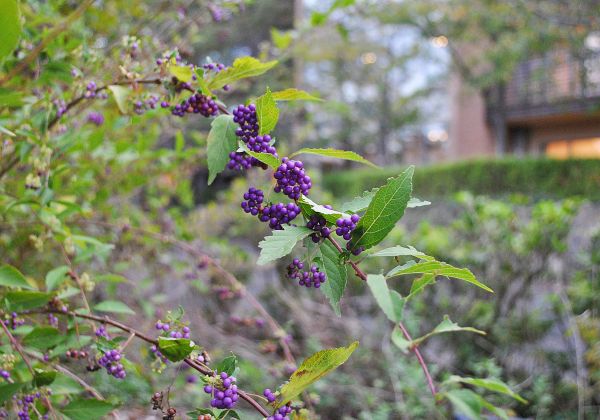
2 0 600 419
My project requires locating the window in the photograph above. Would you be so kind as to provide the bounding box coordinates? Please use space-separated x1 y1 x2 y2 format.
546 138 600 158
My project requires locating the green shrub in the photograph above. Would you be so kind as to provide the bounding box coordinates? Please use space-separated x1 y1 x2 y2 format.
323 158 600 200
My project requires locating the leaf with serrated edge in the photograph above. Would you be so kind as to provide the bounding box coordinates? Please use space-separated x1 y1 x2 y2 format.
366 275 404 322
207 115 238 185
208 57 278 90
289 148 377 168
408 273 435 298
271 88 323 102
314 241 347 316
256 87 279 135
445 376 527 404
350 167 413 251
386 260 493 293
257 226 313 265
276 342 358 407
298 195 349 224
158 337 195 362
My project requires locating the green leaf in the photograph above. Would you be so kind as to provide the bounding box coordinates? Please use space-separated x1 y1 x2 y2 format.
206 115 239 185
60 398 116 420
108 85 129 114
0 265 35 290
270 28 293 50
45 265 70 291
33 369 57 387
445 389 484 420
392 315 485 352
256 87 279 135
340 188 378 213
214 354 238 376
408 274 435 298
93 300 135 315
298 195 349 224
271 88 322 102
240 144 281 169
0 0 21 62
0 382 23 405
386 260 493 293
369 245 430 259
350 167 413 251
23 327 64 350
195 68 213 96
407 197 431 208
208 57 278 90
277 341 359 407
445 376 527 404
94 274 127 284
366 275 405 323
5 291 52 311
289 148 377 168
257 226 313 265
314 241 347 316
168 64 193 83
157 337 194 362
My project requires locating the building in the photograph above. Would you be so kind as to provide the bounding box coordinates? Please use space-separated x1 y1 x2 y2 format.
448 46 600 160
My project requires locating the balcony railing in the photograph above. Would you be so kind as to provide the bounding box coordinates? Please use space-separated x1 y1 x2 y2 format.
488 49 600 122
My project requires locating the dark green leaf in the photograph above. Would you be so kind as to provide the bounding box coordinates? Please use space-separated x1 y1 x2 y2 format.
0 265 35 289
257 226 313 265
314 241 347 316
23 327 64 350
207 115 239 185
208 57 278 90
60 398 116 420
240 144 281 169
289 148 377 168
298 195 349 224
366 275 405 323
45 265 70 291
33 369 57 387
408 274 435 298
157 337 194 362
5 291 52 311
256 87 279 135
277 342 358 407
93 300 135 315
214 354 238 376
350 167 413 251
0 382 23 405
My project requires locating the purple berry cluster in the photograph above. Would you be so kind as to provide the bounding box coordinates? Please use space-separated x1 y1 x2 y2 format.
8 312 24 330
84 81 97 98
87 112 104 126
47 313 58 327
335 214 360 240
171 92 218 118
150 344 168 363
241 187 264 216
307 214 331 243
0 370 10 381
98 349 126 379
264 389 294 420
155 320 191 339
241 188 300 230
95 326 109 338
16 392 46 420
287 260 327 288
274 158 312 200
203 372 239 409
54 99 67 118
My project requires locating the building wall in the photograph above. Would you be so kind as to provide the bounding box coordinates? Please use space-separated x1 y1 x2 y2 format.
447 74 496 160
527 116 600 156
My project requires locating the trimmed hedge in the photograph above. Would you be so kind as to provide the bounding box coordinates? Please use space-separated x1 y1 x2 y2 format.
323 158 600 200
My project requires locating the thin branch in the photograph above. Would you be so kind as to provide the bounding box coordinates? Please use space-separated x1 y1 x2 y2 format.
327 236 437 398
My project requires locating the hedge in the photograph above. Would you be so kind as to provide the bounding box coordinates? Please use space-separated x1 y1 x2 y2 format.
323 158 600 200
